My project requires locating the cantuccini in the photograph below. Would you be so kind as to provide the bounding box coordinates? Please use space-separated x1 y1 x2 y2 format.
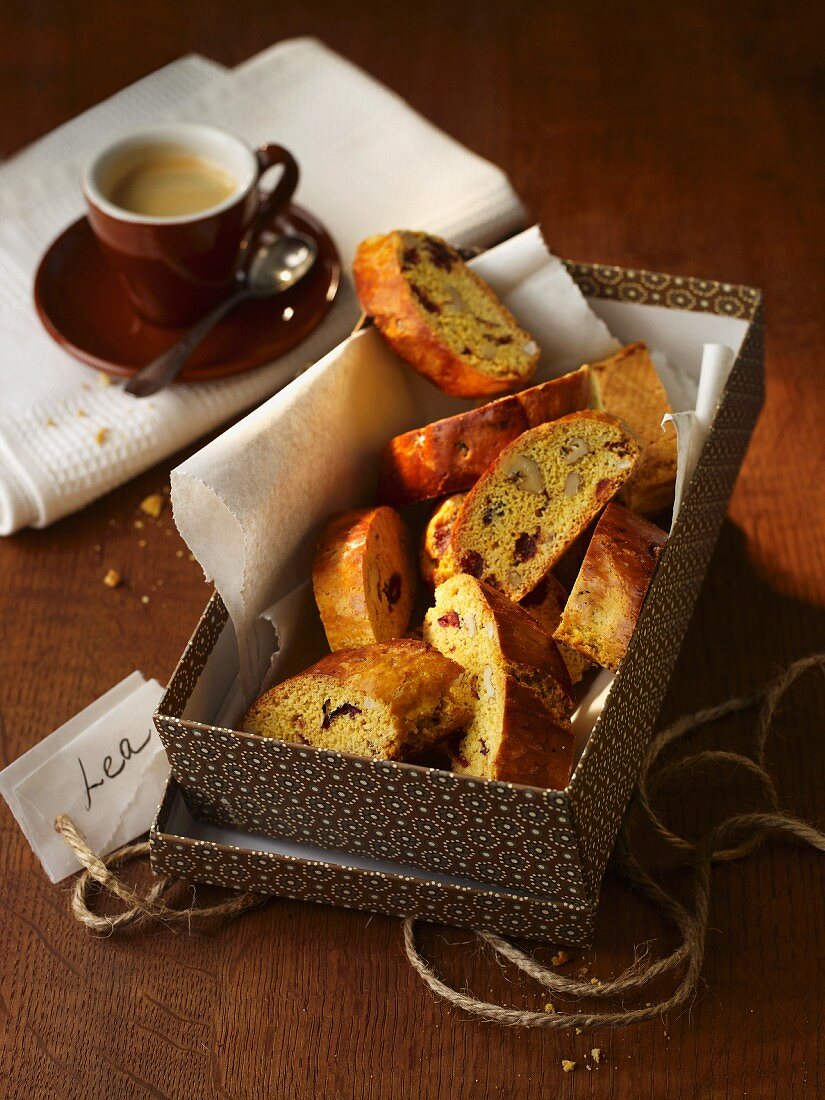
242 640 472 760
554 502 668 670
353 230 540 398
312 506 416 651
424 575 575 789
448 410 641 601
378 367 592 506
589 341 677 515
419 493 466 589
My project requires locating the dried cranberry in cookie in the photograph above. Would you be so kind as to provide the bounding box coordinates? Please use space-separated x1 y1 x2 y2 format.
554 503 667 671
424 574 574 789
242 640 471 760
352 230 540 398
448 411 641 601
378 367 591 506
312 506 416 651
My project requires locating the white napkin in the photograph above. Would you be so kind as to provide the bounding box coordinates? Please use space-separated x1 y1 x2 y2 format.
0 37 525 535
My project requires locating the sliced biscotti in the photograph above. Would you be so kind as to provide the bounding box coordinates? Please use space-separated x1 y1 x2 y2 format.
312 507 416 651
554 503 667 671
589 341 677 515
520 575 592 684
242 640 471 761
420 493 466 589
448 410 642 601
353 230 540 398
378 366 592 506
424 575 575 789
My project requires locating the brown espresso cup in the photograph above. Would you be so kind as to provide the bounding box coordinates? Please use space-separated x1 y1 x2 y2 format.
82 123 299 327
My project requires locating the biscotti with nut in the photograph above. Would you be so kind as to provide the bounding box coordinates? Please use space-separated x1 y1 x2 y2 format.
424 575 574 789
520 575 592 684
313 507 416 651
353 230 540 398
420 493 466 589
447 410 642 601
554 503 667 671
589 341 677 515
378 366 592 506
242 640 472 760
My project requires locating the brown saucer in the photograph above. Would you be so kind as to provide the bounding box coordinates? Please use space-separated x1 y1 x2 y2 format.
33 204 341 382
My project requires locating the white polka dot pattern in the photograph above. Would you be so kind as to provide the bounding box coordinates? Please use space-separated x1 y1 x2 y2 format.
152 264 764 945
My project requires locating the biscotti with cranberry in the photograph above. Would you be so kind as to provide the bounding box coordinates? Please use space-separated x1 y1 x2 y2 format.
589 341 677 515
312 507 416 651
554 503 668 671
424 575 575 789
420 493 466 589
242 640 472 760
353 230 540 398
378 366 592 506
448 410 642 601
520 575 591 684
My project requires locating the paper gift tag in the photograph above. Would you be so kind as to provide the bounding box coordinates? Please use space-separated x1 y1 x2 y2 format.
0 671 167 882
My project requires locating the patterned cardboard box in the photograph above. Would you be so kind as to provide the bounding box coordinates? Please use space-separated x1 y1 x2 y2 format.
151 261 763 944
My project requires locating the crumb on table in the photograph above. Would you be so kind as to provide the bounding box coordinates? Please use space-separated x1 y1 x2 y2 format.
140 494 165 518
103 569 121 588
551 950 570 967
561 1060 576 1073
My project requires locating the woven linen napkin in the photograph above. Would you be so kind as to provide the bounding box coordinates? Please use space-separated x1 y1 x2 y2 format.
0 37 525 534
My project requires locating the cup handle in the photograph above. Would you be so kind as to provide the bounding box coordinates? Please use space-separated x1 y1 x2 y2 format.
239 144 300 264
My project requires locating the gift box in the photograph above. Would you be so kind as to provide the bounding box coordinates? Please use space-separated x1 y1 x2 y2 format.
151 245 763 945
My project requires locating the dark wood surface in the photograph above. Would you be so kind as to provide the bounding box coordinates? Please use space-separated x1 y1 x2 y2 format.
1 2 823 1097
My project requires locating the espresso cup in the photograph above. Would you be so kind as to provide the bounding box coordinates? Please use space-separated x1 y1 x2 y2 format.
83 123 299 327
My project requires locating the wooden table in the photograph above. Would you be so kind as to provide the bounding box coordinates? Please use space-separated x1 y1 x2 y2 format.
2 3 823 1097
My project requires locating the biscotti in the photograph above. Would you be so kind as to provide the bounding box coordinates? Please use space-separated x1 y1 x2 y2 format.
378 367 592 506
353 230 540 398
520 575 591 684
589 341 677 515
447 410 642 601
242 640 471 760
312 507 416 651
424 575 574 789
420 493 465 589
554 503 668 671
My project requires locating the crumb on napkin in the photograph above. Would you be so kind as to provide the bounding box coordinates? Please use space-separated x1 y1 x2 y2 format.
95 427 110 445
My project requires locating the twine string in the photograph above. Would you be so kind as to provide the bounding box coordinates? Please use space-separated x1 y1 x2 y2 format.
54 652 825 1027
402 652 825 1028
54 816 263 934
